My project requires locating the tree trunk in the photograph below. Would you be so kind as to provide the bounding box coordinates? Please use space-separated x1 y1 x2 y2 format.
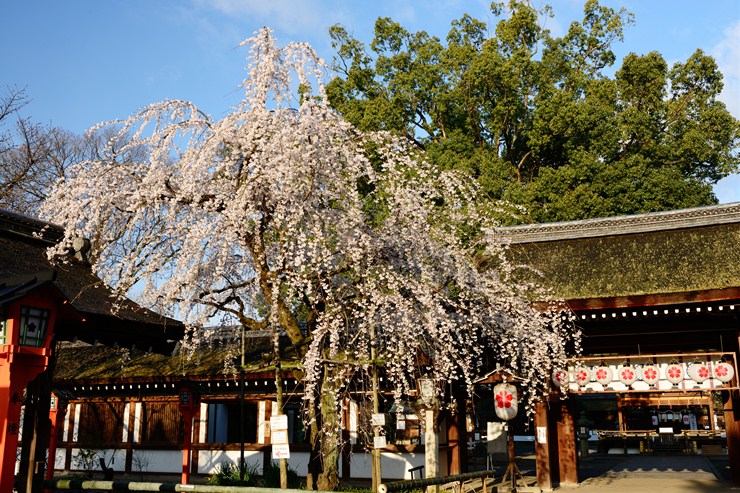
306 364 342 491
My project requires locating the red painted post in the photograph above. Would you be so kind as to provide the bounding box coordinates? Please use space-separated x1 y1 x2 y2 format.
46 394 68 482
178 387 200 484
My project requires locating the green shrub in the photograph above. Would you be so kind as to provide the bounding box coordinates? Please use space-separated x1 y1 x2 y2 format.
208 460 260 486
208 459 299 487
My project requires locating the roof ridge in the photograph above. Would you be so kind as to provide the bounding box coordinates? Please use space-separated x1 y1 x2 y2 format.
0 208 65 244
496 203 740 244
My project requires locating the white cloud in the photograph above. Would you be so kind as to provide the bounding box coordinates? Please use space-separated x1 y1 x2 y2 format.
711 20 740 119
192 0 326 36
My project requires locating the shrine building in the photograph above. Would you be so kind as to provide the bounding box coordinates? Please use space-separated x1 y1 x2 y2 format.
0 202 738 489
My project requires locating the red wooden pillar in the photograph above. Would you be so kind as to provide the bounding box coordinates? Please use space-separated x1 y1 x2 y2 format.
45 393 68 481
534 400 554 491
556 400 578 485
178 387 200 484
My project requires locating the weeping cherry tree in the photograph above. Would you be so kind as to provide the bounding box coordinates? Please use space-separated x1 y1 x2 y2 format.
41 28 578 490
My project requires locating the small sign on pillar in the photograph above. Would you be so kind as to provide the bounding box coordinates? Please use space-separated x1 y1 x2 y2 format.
271 414 290 459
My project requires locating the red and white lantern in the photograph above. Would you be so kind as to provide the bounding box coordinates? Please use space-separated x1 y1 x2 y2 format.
594 365 613 386
617 365 637 386
682 415 690 426
650 415 658 426
665 363 684 385
687 362 711 383
551 369 569 388
494 383 518 421
641 365 660 386
714 361 735 383
574 366 591 387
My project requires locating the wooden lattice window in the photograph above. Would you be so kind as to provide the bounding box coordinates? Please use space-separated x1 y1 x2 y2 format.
76 401 126 446
142 401 182 445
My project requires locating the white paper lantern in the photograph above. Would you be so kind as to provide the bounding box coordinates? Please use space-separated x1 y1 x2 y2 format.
651 415 658 426
665 363 684 385
594 366 613 386
682 415 690 426
687 362 711 383
494 383 518 421
714 361 735 383
574 367 591 387
551 369 569 388
617 365 637 386
641 365 660 386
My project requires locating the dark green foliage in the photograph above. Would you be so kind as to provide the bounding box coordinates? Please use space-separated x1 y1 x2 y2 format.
328 0 740 223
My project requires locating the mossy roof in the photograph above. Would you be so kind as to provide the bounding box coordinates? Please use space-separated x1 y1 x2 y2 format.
495 203 740 302
53 334 280 384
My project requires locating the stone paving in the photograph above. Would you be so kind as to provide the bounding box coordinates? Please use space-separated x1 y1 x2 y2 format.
547 455 732 493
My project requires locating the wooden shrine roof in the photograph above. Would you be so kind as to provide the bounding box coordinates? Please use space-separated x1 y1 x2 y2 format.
0 209 183 352
494 203 740 305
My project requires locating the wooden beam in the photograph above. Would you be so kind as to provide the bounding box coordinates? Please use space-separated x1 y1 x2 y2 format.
568 287 740 311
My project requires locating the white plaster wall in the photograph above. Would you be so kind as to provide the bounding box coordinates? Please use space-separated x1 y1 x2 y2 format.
53 449 66 470
197 450 262 475
344 450 425 480
283 451 310 478
134 450 182 473
69 449 126 473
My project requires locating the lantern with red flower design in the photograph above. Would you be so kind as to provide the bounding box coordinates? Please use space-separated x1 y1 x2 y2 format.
551 369 568 388
594 365 613 386
575 366 591 387
493 383 518 421
687 362 711 383
617 365 637 386
665 363 684 385
714 361 735 383
641 365 660 386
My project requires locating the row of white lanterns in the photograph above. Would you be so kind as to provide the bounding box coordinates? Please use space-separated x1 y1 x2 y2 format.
552 360 735 388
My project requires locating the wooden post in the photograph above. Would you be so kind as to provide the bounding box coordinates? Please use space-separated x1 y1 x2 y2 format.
534 400 553 491
341 400 351 482
424 408 439 493
724 389 740 489
446 383 467 475
556 400 578 486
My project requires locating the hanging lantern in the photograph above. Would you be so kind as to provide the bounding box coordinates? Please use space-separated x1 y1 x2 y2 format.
665 363 684 385
493 383 518 421
682 415 690 426
651 415 658 426
594 365 613 386
641 365 660 386
575 366 592 387
714 361 735 383
551 369 569 388
617 365 637 386
687 362 711 383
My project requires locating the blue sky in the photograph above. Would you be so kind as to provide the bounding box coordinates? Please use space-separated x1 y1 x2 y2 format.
3 0 739 203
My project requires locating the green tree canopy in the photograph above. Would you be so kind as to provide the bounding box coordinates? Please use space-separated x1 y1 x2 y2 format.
327 0 740 224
